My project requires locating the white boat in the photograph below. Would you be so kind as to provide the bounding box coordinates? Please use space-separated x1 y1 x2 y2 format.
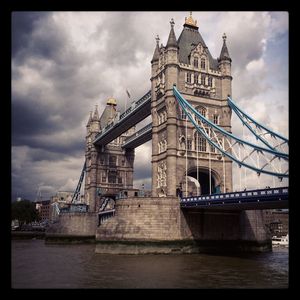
272 234 289 246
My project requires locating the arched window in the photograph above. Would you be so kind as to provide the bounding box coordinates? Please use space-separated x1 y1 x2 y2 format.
194 57 198 68
194 132 207 152
196 106 206 117
109 156 116 167
201 58 206 69
201 74 206 85
194 73 199 84
196 106 206 125
186 72 192 83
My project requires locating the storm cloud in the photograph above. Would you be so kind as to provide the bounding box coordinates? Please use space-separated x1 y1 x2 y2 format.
11 11 288 201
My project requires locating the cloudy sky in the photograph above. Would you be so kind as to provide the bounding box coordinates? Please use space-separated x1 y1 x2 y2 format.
11 11 289 201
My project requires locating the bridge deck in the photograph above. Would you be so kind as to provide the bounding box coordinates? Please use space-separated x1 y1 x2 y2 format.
180 187 288 210
93 91 151 146
122 123 152 149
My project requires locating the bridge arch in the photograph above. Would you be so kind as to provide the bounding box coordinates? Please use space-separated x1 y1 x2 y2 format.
181 166 221 196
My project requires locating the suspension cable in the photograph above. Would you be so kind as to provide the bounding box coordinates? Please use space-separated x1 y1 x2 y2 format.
209 127 212 195
222 137 226 193
185 115 188 197
196 131 199 195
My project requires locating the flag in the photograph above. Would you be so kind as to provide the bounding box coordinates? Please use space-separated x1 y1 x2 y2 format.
126 89 131 98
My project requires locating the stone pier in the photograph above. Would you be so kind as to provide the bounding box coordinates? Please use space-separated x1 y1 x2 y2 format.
95 197 271 254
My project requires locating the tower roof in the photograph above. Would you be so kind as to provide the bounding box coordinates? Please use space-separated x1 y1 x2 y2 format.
92 105 99 121
184 12 198 29
151 35 160 63
177 20 218 70
166 18 178 48
86 111 92 127
219 33 231 62
107 97 117 106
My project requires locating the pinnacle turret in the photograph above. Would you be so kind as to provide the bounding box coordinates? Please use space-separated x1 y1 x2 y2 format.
166 18 178 48
92 105 99 121
86 111 92 127
151 35 160 63
218 33 231 62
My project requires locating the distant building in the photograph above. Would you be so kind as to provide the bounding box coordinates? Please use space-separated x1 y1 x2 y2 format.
264 209 289 236
35 200 51 221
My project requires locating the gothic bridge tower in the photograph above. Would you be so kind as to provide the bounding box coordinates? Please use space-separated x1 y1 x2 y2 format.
85 98 135 212
151 13 233 197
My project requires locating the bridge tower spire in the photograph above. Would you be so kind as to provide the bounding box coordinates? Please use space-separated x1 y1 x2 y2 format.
218 33 232 99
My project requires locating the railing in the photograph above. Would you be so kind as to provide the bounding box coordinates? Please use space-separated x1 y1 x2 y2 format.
180 187 288 207
123 123 152 145
98 209 115 226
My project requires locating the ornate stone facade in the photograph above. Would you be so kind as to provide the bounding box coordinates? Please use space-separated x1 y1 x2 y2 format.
151 14 233 197
84 101 135 212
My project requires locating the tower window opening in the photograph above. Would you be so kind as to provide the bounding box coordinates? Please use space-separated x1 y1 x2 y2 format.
201 74 206 85
186 72 192 83
213 114 219 124
194 57 198 68
201 58 206 69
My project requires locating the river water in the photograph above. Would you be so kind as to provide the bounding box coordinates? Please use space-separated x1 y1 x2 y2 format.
11 239 288 289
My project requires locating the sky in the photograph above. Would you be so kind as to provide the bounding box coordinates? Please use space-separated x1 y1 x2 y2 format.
11 11 289 201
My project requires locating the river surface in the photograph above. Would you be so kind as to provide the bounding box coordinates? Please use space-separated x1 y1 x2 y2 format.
11 239 288 289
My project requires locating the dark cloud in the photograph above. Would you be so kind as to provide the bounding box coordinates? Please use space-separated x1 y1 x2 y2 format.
12 12 49 57
11 12 288 201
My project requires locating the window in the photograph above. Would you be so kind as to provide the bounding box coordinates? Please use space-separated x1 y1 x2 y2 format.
197 106 206 117
194 73 199 84
118 177 122 184
201 58 206 69
194 57 198 68
181 108 187 120
108 175 116 183
102 176 106 183
109 156 116 167
186 72 192 83
187 139 192 150
199 136 207 152
201 74 206 85
208 77 213 87
195 133 207 152
213 114 219 124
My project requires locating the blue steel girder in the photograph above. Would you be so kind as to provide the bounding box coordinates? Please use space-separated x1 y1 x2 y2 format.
228 97 288 154
173 86 289 178
93 90 151 146
71 160 86 203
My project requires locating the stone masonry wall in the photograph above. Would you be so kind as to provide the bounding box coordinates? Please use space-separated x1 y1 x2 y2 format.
46 212 97 237
96 197 182 241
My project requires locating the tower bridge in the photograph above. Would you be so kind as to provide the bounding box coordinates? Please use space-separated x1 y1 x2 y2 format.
47 13 289 253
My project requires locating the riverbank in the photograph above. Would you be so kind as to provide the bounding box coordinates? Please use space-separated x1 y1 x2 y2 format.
11 231 45 239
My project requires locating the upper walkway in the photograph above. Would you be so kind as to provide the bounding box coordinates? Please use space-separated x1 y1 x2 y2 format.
93 90 151 146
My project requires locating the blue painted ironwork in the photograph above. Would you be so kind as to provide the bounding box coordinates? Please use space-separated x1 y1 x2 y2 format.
71 161 86 203
228 97 288 153
180 187 288 208
173 86 288 178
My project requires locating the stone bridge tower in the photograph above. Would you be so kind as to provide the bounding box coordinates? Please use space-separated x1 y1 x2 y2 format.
85 99 135 212
151 13 233 197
